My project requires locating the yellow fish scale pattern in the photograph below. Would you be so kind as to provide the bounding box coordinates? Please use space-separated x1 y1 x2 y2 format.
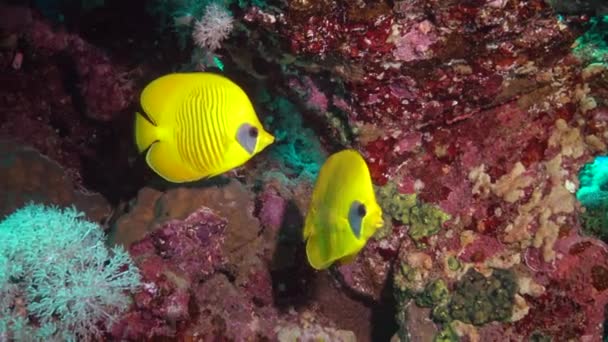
175 85 228 174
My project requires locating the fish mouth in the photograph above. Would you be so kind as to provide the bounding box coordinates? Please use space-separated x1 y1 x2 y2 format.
260 131 275 149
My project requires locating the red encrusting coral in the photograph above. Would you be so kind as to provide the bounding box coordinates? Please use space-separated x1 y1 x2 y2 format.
113 206 228 339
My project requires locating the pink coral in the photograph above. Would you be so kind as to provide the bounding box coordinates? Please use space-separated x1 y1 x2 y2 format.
392 20 438 62
288 77 329 112
257 187 287 231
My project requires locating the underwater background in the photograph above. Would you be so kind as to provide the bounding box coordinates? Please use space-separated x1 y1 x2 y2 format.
1 0 608 341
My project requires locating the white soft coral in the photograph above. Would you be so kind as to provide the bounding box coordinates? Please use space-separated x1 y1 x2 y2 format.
192 3 234 51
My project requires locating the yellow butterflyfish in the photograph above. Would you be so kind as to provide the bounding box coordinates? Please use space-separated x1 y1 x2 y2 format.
303 149 384 270
134 72 275 183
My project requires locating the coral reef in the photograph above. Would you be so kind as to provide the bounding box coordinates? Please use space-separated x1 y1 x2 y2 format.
110 180 381 339
236 0 608 340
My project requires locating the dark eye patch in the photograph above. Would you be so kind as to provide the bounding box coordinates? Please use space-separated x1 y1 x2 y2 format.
348 200 366 239
236 123 258 155
249 126 258 138
357 203 366 217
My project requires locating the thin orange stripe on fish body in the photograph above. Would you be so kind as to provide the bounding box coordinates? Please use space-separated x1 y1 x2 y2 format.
175 103 188 166
217 85 228 148
196 87 215 171
192 90 212 172
175 99 189 165
205 85 223 170
182 95 199 172
203 86 219 169
209 87 225 168
195 92 216 172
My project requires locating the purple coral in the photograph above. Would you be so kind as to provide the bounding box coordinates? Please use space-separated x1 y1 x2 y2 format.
392 20 438 62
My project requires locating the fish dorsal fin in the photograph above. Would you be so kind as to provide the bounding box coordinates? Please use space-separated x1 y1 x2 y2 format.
141 73 198 126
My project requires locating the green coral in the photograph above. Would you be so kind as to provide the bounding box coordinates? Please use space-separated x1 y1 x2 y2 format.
434 325 458 342
412 279 451 323
448 268 517 325
415 279 449 308
395 268 517 330
376 182 450 244
393 263 422 294
394 276 452 340
257 90 325 180
580 205 608 241
530 331 552 342
416 279 451 323
447 256 461 271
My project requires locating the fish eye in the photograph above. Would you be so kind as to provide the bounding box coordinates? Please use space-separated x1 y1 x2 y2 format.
249 127 258 138
357 203 366 217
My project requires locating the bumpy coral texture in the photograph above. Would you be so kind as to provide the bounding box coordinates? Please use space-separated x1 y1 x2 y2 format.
0 204 141 341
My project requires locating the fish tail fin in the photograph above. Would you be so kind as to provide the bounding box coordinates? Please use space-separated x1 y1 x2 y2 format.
134 111 159 153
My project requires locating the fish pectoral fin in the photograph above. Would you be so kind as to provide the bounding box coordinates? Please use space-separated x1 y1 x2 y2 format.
305 234 333 270
146 141 202 183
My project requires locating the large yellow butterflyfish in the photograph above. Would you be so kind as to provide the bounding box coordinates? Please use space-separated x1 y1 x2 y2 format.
134 72 274 183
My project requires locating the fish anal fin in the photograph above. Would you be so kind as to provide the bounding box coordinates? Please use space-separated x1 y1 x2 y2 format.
146 141 202 183
338 253 358 266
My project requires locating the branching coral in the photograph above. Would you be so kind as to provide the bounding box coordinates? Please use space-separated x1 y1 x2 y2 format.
0 203 141 341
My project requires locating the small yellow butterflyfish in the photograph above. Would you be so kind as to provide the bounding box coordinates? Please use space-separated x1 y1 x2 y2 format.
303 149 384 270
134 72 275 183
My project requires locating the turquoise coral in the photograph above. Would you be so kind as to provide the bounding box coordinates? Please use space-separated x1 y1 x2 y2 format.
577 156 608 241
258 90 325 180
573 15 608 65
0 203 141 341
